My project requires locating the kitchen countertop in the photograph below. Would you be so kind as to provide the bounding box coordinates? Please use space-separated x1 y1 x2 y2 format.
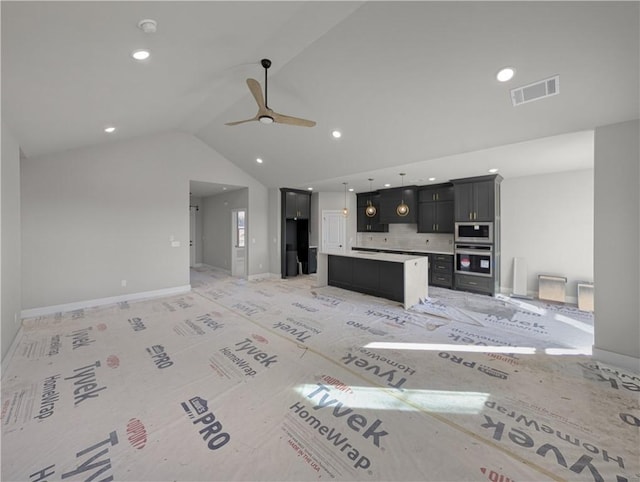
352 246 454 256
325 250 427 263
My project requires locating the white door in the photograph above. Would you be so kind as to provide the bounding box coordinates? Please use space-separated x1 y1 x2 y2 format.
322 210 346 254
231 209 247 277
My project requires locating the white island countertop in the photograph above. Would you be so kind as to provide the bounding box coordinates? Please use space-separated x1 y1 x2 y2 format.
324 250 427 263
351 246 454 256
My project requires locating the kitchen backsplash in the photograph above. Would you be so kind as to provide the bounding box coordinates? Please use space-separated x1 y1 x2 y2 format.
356 224 454 253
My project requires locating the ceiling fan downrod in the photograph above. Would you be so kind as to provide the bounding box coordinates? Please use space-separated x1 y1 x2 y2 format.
259 58 274 124
261 58 271 109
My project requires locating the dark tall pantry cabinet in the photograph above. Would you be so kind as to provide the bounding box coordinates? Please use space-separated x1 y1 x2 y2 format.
280 188 312 277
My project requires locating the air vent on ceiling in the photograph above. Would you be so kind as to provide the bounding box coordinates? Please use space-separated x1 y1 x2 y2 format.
510 75 559 106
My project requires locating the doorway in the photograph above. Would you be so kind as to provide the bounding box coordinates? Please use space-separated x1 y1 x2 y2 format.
232 209 247 277
189 206 198 267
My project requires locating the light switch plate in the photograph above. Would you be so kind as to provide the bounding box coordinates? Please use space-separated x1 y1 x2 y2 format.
171 241 180 247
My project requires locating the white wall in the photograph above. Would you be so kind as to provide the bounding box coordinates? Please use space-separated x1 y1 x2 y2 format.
21 131 269 310
501 169 594 301
593 119 639 370
202 188 248 271
1 122 22 361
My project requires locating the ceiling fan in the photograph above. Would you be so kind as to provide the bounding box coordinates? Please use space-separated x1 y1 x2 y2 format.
226 59 316 128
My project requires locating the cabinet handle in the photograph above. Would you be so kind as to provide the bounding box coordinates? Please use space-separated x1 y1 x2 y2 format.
469 212 472 220
432 224 435 231
469 281 477 285
436 224 439 231
474 212 477 220
436 193 439 201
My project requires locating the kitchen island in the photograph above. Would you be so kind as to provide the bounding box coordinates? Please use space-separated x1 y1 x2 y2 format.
315 250 428 309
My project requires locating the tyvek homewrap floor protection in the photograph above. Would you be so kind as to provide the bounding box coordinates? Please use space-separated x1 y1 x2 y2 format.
2 266 639 481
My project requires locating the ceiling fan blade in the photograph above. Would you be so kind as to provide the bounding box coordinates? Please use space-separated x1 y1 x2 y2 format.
271 111 316 127
225 116 258 126
246 78 266 110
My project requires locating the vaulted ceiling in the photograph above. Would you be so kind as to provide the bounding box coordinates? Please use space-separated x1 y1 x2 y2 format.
3 1 638 193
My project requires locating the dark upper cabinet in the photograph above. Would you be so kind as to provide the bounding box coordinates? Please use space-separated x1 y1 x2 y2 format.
418 201 454 233
417 184 454 233
452 175 502 222
356 192 388 233
283 190 310 219
418 184 454 203
379 187 417 224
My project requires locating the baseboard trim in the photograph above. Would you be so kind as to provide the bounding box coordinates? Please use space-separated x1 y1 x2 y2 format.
592 346 640 373
20 285 192 319
499 287 577 305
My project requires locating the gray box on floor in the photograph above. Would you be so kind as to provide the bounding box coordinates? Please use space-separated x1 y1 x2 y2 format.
577 282 594 312
538 274 567 303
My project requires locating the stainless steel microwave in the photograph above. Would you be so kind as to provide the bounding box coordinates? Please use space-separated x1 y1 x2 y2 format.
454 222 493 243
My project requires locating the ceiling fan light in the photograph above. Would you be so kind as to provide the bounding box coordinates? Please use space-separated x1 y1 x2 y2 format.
259 115 274 124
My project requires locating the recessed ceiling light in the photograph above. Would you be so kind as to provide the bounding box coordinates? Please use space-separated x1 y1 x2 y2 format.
496 67 515 82
222 187 227 190
384 183 391 187
428 177 436 181
307 187 313 191
488 168 499 173
348 188 354 192
132 49 150 61
104 126 116 133
331 130 342 139
256 158 263 164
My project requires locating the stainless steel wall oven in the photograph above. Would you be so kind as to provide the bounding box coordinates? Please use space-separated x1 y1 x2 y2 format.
454 244 493 277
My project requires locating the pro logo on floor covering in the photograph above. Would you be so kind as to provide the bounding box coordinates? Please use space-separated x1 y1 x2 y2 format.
181 396 230 450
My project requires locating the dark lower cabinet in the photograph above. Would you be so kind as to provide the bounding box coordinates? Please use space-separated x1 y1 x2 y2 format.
327 255 353 290
429 254 453 288
378 262 404 302
454 274 494 295
352 258 380 293
328 255 404 303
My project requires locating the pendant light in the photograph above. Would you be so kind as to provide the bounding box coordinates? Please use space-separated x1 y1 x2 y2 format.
342 182 349 217
396 173 409 217
365 178 377 217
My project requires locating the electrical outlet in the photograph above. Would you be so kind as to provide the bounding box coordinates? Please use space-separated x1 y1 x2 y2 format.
171 241 180 247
